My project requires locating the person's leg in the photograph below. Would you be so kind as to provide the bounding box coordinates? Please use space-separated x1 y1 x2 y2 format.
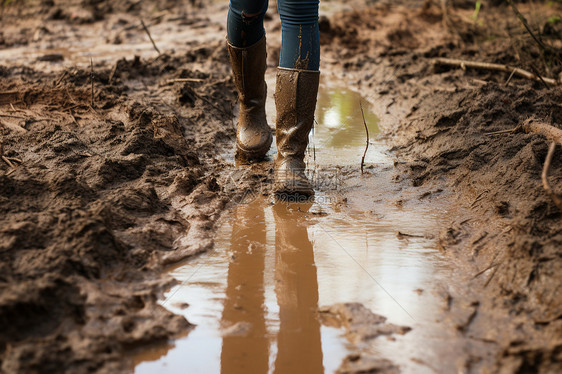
227 0 272 162
274 0 320 197
227 0 269 48
277 0 320 70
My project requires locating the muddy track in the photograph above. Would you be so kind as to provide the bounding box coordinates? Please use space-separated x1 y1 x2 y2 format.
1 0 561 373
0 3 249 369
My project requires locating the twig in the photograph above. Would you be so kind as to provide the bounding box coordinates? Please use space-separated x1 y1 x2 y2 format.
519 119 562 209
397 231 425 239
470 189 489 208
506 0 550 55
528 64 549 89
90 58 95 108
505 68 516 86
54 70 68 87
483 119 562 210
433 58 558 85
484 262 501 288
141 19 161 55
542 142 562 211
360 101 370 175
166 78 205 84
0 114 26 119
108 62 119 84
473 263 499 279
485 126 521 136
1 155 15 168
307 120 318 172
521 118 562 144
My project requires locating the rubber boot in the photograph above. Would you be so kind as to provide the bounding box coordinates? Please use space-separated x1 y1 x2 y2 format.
227 36 272 162
273 67 320 197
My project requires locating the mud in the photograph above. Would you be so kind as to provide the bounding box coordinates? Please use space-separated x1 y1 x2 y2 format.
133 89 473 373
1 2 240 372
319 2 562 372
1 0 561 373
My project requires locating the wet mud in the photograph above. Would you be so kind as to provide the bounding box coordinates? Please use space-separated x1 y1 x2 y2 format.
134 90 475 373
1 0 561 373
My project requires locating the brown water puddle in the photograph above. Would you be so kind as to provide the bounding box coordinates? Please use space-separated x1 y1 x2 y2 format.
224 75 385 166
134 85 465 373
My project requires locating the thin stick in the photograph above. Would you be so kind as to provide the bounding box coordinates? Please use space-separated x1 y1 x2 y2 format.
166 78 205 84
1 155 14 168
483 119 562 210
521 119 562 144
485 127 521 136
506 0 550 55
542 142 562 211
486 120 562 143
141 19 161 55
310 119 318 172
397 231 425 239
433 57 558 85
54 70 68 87
0 114 26 119
470 189 489 208
90 58 95 108
484 262 501 288
360 101 370 175
505 68 516 86
528 64 550 89
108 62 119 84
473 262 499 279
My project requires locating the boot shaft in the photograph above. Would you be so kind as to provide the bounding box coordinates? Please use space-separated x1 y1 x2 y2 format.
227 36 268 109
274 68 320 161
228 36 272 161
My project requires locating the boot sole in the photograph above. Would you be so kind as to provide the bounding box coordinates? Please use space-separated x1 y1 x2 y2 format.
235 132 273 162
273 179 314 198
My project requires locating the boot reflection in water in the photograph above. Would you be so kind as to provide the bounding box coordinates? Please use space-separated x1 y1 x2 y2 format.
220 199 323 373
221 198 269 374
227 0 320 197
273 202 323 374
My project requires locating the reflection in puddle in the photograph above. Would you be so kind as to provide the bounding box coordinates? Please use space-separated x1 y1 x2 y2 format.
262 76 388 167
311 85 387 167
135 86 459 373
315 86 379 148
134 197 348 373
220 199 325 374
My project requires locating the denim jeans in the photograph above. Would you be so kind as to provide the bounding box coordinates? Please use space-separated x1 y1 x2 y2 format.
227 0 320 71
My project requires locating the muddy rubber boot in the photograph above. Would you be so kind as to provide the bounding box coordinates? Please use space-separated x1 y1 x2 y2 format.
273 67 320 198
227 36 272 162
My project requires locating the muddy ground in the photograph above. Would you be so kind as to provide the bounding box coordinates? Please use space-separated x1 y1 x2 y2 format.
0 0 561 373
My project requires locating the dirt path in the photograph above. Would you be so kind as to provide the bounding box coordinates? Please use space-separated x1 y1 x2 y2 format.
0 0 561 373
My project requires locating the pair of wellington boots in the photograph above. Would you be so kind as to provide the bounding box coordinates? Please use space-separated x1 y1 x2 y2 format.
227 36 319 197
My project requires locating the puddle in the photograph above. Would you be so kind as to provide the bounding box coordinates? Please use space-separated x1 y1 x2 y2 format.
134 85 462 373
222 74 388 166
